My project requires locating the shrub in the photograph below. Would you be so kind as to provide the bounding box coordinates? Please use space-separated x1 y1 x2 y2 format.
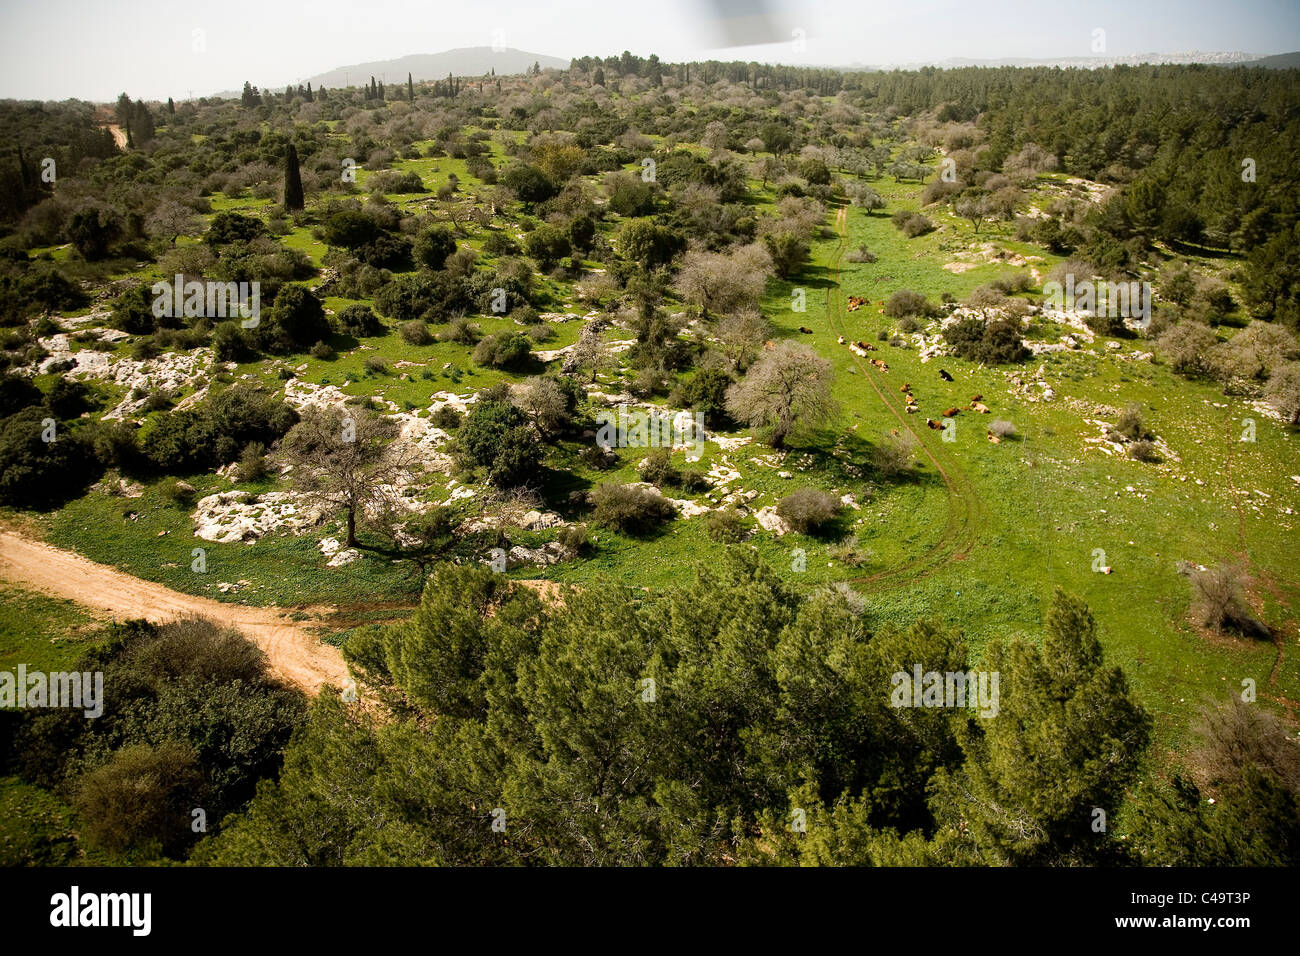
332 304 383 337
430 405 463 430
413 226 457 270
239 441 268 482
524 322 556 344
777 487 842 534
945 316 1029 364
884 289 937 319
891 210 935 238
309 340 334 359
989 419 1018 439
1190 564 1269 637
846 244 877 264
590 483 676 534
400 320 432 346
556 522 589 556
638 448 680 487
1127 439 1159 462
363 355 389 374
473 331 531 370
73 741 205 855
706 506 748 543
829 535 871 567
1113 404 1152 442
458 400 542 488
440 317 480 345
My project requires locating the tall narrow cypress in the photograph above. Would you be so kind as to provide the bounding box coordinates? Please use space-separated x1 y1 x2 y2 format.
408 72 414 100
283 143 305 211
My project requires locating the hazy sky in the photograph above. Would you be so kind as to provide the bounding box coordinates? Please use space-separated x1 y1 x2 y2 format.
1 0 1297 102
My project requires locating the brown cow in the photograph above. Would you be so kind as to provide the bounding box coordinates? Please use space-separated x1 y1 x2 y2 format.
987 431 1002 444
970 394 983 402
798 326 813 334
926 418 944 430
943 407 959 418
905 405 919 414
763 340 776 350
900 383 911 393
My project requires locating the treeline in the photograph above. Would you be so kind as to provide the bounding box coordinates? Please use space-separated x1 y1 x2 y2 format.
197 557 1299 866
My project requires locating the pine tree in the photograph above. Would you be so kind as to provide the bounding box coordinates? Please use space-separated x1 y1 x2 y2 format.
930 590 1152 864
407 72 414 101
305 82 313 102
283 143 305 211
166 97 175 114
378 80 385 100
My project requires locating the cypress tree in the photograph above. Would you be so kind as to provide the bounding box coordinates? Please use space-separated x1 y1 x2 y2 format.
306 81 313 102
283 143 305 211
378 80 385 100
166 97 175 114
408 72 414 100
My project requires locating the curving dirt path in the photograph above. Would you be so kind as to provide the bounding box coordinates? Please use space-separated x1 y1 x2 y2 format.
825 204 985 592
0 529 348 695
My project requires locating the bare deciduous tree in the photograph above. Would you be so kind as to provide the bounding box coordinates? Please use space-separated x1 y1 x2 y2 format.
282 405 419 548
725 341 837 448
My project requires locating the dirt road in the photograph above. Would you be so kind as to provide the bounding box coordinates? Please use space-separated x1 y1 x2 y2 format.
0 530 348 695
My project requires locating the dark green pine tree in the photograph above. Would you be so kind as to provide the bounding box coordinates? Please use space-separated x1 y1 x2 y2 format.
305 82 313 102
407 72 414 100
377 80 385 100
370 76 377 99
283 143 305 211
166 97 175 114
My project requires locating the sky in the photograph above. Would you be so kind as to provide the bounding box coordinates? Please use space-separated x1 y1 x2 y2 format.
0 0 1298 102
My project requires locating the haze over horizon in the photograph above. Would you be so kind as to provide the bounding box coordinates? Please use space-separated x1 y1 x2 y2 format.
1 0 1298 102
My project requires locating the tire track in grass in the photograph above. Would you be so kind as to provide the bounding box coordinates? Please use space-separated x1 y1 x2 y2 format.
823 204 985 592
1221 413 1294 693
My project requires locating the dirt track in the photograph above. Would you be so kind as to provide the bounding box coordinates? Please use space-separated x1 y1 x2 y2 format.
0 529 348 695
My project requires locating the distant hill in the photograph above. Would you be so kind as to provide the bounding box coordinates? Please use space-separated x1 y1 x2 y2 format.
303 47 568 89
1237 51 1300 69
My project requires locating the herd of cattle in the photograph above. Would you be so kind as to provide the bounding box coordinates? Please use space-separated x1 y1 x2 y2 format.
771 311 1011 445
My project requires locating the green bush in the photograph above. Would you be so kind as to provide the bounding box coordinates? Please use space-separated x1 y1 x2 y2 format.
473 331 531 370
706 506 748 543
590 483 676 534
777 487 842 534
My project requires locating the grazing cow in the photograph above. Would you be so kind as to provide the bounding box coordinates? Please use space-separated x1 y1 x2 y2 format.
939 369 954 382
943 407 959 418
900 383 911 393
970 394 983 402
987 431 1002 444
837 335 846 345
798 326 813 334
972 402 990 414
764 340 776 350
905 405 919 414
847 296 867 311
926 418 944 430
891 428 900 437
